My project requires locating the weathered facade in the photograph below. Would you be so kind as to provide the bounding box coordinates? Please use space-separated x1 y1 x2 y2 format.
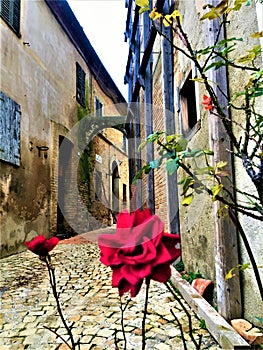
125 0 262 325
0 0 128 258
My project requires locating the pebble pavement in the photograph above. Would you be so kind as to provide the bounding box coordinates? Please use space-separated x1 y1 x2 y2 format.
0 229 222 350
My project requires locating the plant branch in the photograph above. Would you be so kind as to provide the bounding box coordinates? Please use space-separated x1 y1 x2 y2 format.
43 325 73 349
142 278 150 350
166 281 202 350
229 208 263 301
170 308 188 350
45 257 76 350
120 297 131 350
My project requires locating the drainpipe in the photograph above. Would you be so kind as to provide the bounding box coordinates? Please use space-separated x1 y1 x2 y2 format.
205 0 242 320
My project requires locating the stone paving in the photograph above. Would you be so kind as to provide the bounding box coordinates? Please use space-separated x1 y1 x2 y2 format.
0 230 222 350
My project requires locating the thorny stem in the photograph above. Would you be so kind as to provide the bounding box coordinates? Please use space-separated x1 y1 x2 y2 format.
229 208 263 301
178 158 263 220
170 308 188 350
43 325 73 349
165 281 202 350
119 297 131 350
44 256 76 350
155 139 263 220
214 50 259 72
142 278 151 350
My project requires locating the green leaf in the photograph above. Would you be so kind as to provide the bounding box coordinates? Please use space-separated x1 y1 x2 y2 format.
132 164 151 183
182 177 195 195
201 9 220 20
136 0 149 7
177 138 188 151
225 263 250 280
138 140 148 151
216 161 228 169
182 194 194 206
211 184 224 200
204 60 226 72
203 149 214 155
255 317 263 325
139 6 150 14
192 149 205 158
197 47 213 55
166 158 180 175
249 87 263 98
195 166 213 175
250 31 263 38
149 159 160 169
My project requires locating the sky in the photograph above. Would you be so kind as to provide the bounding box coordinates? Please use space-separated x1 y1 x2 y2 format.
67 0 129 99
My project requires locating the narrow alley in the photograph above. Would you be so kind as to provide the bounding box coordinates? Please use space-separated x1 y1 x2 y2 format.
0 229 221 350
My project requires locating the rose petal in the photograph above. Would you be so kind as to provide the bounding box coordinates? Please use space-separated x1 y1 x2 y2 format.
25 235 59 256
151 264 172 283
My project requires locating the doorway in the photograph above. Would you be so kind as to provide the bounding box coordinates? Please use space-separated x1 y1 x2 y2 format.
57 135 73 238
112 161 120 221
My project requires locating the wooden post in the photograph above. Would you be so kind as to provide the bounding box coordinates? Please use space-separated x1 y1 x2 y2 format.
134 23 143 209
143 6 155 213
205 1 242 320
162 1 180 233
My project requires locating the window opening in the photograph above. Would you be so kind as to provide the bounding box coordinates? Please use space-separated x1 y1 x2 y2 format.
95 97 103 117
180 71 197 137
76 62 86 107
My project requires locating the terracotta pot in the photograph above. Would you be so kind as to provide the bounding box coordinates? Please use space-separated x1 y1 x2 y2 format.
191 278 214 302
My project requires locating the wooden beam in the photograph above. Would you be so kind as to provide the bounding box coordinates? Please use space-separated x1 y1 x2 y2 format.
162 2 180 233
204 1 242 320
143 8 155 213
170 268 250 350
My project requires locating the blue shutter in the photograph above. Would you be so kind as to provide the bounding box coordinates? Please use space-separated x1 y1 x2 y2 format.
0 92 21 166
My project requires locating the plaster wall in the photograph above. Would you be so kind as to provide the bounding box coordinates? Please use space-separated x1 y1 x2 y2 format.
1 0 80 257
172 0 215 280
0 0 126 257
226 3 263 325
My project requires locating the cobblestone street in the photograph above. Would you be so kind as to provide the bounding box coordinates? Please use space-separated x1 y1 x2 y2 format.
0 230 222 350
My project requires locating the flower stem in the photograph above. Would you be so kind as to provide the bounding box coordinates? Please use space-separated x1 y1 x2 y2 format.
120 297 130 350
44 256 76 350
142 278 150 350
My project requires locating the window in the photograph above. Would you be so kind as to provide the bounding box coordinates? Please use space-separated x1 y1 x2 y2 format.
95 97 103 117
0 0 21 37
0 91 21 166
180 71 198 137
76 62 86 107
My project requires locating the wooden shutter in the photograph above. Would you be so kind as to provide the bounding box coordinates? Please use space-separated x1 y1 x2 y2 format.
76 63 86 107
0 92 21 166
0 0 21 36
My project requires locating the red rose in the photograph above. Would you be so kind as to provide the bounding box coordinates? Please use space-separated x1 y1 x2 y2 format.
98 208 180 297
201 94 213 110
25 235 59 257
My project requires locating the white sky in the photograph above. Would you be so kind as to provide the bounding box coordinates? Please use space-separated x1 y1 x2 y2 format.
67 0 129 100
